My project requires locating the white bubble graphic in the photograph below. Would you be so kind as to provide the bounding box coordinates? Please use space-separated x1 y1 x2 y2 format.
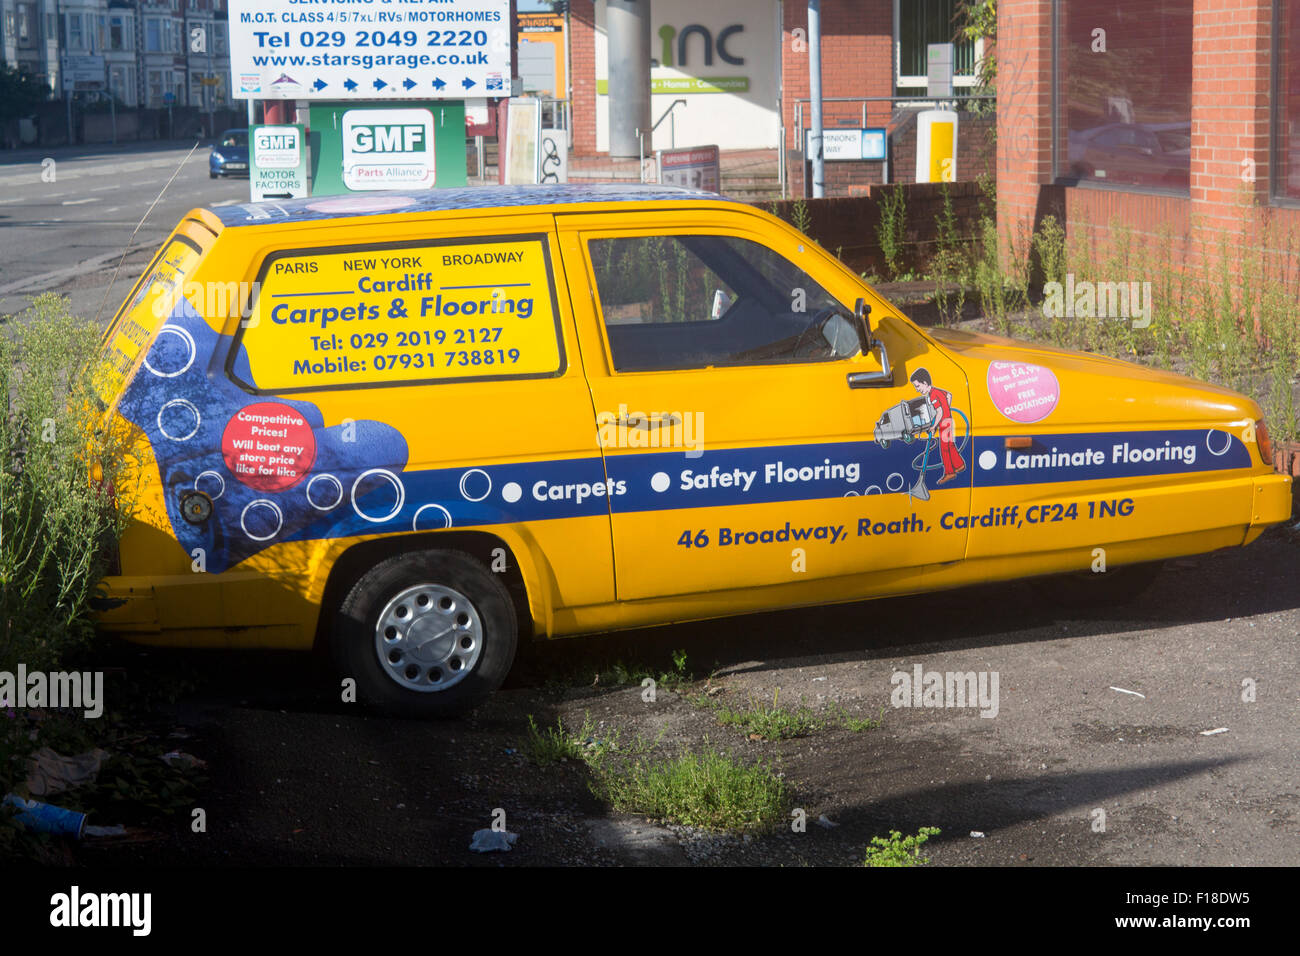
459 468 491 502
412 504 453 531
194 470 225 500
306 474 344 511
979 449 998 470
886 472 905 492
157 398 201 441
651 471 671 492
502 481 522 503
142 325 196 378
351 468 405 523
1206 429 1232 456
240 499 283 542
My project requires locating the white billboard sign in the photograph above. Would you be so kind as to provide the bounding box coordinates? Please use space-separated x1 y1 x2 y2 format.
342 108 436 190
250 124 309 201
62 55 105 91
226 0 510 100
252 124 302 168
805 128 888 162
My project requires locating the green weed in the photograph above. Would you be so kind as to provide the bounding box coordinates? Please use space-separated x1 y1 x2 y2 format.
863 826 941 867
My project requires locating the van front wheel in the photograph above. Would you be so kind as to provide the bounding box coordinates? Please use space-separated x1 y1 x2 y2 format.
333 550 518 717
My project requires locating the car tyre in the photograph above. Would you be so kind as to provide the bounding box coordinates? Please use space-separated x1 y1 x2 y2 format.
1036 560 1163 608
209 170 218 179
332 550 518 717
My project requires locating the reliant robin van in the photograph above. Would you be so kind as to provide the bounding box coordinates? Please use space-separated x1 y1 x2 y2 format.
93 185 1293 715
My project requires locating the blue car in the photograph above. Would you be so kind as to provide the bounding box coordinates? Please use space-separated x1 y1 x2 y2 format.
209 129 249 179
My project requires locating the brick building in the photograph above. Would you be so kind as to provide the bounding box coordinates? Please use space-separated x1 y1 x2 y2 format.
996 0 1300 270
0 0 230 109
565 0 996 191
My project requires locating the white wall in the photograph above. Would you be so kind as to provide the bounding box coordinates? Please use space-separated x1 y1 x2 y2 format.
595 0 780 153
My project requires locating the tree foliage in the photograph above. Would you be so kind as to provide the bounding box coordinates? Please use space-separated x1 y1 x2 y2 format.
0 65 51 123
959 0 997 110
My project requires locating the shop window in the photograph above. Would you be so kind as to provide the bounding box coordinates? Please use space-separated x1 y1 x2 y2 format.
1273 0 1300 201
1054 0 1193 192
895 0 978 92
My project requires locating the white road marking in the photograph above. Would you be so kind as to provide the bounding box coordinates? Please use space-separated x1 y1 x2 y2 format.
62 198 100 205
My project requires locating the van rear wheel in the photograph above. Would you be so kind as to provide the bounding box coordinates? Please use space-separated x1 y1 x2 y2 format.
333 550 517 717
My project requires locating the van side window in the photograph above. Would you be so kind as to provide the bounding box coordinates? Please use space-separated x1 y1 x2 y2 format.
587 235 856 373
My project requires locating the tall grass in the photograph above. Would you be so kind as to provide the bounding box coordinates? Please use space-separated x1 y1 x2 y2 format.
954 182 1299 441
876 186 909 281
0 294 135 672
930 183 970 326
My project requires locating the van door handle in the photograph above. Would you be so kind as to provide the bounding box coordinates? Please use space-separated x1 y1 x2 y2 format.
614 413 681 429
848 338 893 388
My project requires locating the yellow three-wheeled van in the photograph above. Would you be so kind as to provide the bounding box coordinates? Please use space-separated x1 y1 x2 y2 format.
93 186 1292 715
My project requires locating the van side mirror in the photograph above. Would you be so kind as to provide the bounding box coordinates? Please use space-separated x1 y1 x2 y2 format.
854 297 874 351
847 297 893 388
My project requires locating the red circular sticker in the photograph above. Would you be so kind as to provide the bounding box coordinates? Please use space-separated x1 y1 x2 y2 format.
222 402 317 491
986 361 1061 424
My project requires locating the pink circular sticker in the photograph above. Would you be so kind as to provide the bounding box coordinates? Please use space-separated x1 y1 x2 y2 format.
987 361 1060 424
222 402 317 491
304 195 415 215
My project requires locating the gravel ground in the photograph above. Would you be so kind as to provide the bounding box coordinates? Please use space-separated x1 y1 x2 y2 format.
69 521 1299 868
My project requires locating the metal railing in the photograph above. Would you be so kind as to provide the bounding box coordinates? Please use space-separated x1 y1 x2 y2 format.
792 92 996 137
787 93 996 196
636 98 688 178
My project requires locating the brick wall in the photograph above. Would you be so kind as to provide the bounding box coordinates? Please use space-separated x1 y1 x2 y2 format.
570 0 598 155
997 0 1300 275
764 181 988 276
780 0 895 153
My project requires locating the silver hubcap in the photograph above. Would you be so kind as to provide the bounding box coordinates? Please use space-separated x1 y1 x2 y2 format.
374 584 483 692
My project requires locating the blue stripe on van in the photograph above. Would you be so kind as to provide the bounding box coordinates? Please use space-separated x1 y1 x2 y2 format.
120 308 1254 573
219 426 1252 554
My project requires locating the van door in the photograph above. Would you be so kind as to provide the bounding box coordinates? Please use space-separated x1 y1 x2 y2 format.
556 209 972 602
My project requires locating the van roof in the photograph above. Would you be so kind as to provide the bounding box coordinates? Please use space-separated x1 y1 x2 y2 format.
209 184 738 228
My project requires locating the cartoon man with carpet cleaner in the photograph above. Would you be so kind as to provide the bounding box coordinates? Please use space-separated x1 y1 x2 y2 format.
909 367 965 485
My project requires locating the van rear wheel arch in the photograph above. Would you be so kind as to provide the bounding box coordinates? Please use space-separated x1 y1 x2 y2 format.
314 531 536 654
